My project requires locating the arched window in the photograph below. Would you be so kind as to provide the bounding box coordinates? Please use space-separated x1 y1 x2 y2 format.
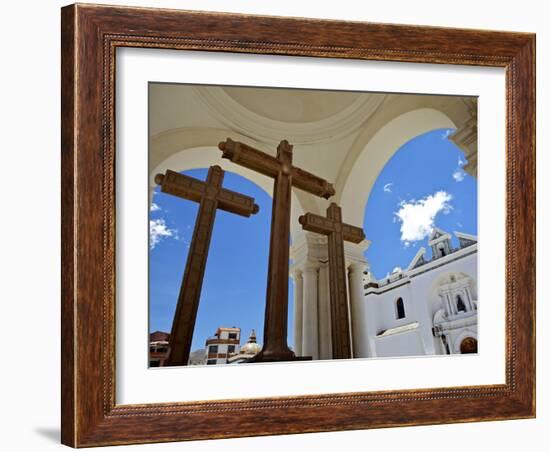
396 297 405 319
460 337 478 354
456 295 466 312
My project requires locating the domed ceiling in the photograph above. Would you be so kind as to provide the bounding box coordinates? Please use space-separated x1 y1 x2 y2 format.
222 86 362 123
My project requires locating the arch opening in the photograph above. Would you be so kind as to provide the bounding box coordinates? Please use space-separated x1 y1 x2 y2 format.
361 124 478 281
149 168 291 361
340 108 458 229
460 337 478 354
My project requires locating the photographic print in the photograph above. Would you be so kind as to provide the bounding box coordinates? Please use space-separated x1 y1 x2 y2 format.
148 84 478 367
61 5 535 445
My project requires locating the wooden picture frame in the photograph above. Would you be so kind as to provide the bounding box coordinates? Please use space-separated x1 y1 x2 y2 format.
61 3 535 447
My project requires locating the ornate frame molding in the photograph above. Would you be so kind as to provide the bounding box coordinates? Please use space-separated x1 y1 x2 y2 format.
61 4 535 447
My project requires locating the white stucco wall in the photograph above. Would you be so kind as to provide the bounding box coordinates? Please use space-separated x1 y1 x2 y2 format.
375 329 425 357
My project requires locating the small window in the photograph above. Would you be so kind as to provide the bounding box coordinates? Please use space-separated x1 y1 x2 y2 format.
156 347 167 353
396 297 405 319
228 345 235 353
209 345 218 354
206 359 217 365
456 295 466 312
228 333 237 340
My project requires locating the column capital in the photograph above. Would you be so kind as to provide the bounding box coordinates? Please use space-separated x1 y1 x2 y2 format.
348 261 368 274
302 262 320 274
344 240 370 268
344 238 371 254
290 232 328 269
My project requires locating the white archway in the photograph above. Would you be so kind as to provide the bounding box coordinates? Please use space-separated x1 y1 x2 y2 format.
339 108 456 228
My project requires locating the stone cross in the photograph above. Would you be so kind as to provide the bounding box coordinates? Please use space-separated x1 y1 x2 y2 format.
298 203 365 359
218 138 335 362
155 166 259 366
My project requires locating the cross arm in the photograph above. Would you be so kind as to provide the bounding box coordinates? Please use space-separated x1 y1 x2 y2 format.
155 169 259 217
340 223 366 244
217 186 260 217
219 138 335 199
291 167 335 199
155 170 206 204
298 212 334 236
218 138 280 178
299 212 365 243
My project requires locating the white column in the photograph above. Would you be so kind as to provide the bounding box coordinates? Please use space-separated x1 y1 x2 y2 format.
464 287 474 311
446 292 455 315
441 292 451 316
318 264 332 360
292 270 304 356
302 265 319 360
348 262 370 358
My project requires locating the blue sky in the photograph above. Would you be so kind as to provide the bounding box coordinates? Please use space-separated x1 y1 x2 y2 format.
149 170 295 350
149 128 477 351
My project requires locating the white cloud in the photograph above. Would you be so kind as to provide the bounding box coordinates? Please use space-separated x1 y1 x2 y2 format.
150 218 177 249
452 156 467 182
383 183 393 193
394 191 453 246
452 170 465 182
150 202 161 212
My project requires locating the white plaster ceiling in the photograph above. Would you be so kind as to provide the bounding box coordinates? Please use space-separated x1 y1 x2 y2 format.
149 83 476 230
149 83 387 190
222 86 361 123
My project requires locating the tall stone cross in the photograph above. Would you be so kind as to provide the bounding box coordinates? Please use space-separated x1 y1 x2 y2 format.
218 138 335 361
298 203 365 359
155 166 259 366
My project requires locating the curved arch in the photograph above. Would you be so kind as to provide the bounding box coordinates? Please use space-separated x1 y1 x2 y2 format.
338 107 456 227
150 130 308 242
150 126 267 179
459 337 478 354
334 94 476 200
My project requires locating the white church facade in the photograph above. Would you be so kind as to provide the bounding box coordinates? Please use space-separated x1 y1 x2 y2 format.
359 228 478 359
148 83 478 363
